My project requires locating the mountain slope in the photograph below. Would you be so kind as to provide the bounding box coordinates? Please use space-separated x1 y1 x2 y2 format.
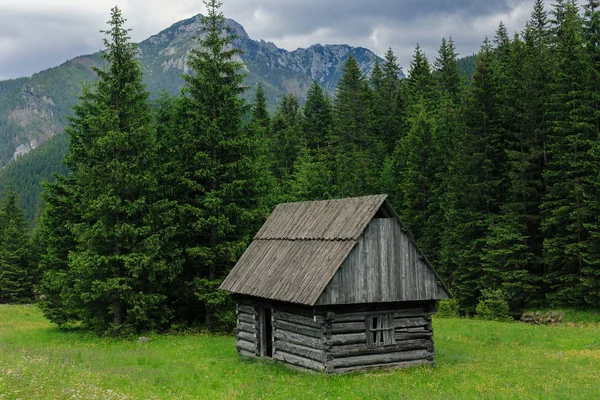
0 14 381 168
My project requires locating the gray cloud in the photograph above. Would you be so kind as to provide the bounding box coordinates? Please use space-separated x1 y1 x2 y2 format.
0 0 574 81
220 0 536 72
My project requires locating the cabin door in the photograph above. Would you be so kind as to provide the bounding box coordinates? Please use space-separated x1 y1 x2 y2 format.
260 307 273 358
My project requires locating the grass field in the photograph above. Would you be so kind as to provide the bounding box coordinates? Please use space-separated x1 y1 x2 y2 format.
1 305 599 399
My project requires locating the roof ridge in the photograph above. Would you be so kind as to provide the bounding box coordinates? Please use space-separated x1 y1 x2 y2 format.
254 237 357 241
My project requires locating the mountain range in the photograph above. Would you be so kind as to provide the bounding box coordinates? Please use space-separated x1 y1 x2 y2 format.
0 14 383 168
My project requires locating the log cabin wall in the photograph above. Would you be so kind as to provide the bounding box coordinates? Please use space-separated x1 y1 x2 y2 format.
320 301 436 373
235 299 260 357
271 303 327 372
234 299 437 373
234 297 328 371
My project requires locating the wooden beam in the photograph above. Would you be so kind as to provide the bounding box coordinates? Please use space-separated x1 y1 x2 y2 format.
332 339 432 357
332 349 434 368
275 341 325 362
273 310 321 329
237 330 256 343
273 320 322 339
237 312 257 324
274 328 323 349
236 339 257 354
332 358 432 374
273 350 325 372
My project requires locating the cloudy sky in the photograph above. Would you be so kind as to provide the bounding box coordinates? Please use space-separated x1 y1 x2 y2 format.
0 0 563 81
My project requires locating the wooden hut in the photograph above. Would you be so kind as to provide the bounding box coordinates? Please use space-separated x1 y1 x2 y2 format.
220 194 450 373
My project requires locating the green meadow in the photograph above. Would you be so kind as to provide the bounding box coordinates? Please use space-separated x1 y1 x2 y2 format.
1 304 599 399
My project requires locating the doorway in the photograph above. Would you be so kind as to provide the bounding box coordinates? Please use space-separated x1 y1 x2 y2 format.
260 307 273 358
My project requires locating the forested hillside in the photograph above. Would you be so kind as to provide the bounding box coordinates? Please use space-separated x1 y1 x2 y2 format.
1 0 599 335
0 134 69 224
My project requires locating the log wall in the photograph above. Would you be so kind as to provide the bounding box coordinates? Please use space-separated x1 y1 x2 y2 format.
234 297 437 374
320 301 436 373
271 304 327 372
235 301 260 357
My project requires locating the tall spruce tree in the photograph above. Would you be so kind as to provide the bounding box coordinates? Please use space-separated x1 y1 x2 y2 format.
434 37 462 103
372 48 404 155
270 94 303 179
423 37 464 268
393 103 438 258
248 84 280 211
543 0 596 305
171 0 266 326
303 81 333 152
251 84 270 131
331 55 382 196
405 45 435 111
389 44 434 260
42 7 177 334
482 32 542 309
0 186 32 303
38 176 81 326
440 39 504 312
582 0 600 306
294 81 335 201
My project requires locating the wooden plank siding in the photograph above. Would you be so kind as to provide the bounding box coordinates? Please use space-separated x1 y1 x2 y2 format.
316 218 449 305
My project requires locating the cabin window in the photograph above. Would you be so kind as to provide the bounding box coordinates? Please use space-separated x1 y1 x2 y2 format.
366 313 395 347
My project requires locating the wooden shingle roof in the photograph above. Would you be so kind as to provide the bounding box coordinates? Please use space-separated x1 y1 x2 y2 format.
220 195 387 305
253 194 387 241
220 194 450 305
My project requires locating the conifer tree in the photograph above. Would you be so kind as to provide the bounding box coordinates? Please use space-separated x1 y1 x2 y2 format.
38 176 81 326
0 186 32 303
373 48 404 154
405 45 435 110
440 39 504 312
172 0 267 326
481 33 541 309
271 94 303 179
434 37 462 103
248 84 280 210
394 103 438 258
429 37 464 268
494 22 511 61
543 0 595 305
331 55 382 196
288 148 334 201
251 84 270 131
582 0 600 306
303 81 333 152
42 7 178 334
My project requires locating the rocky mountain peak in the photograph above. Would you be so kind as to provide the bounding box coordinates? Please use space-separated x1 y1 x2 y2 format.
0 13 382 167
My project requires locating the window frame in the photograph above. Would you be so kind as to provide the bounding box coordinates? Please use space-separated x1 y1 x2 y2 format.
366 312 396 347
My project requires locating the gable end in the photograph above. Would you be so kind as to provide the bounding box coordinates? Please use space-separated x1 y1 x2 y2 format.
316 217 449 305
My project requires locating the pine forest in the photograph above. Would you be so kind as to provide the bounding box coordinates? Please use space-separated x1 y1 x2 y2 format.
1 0 600 334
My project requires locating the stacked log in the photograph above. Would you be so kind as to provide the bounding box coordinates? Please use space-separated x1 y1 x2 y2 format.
236 303 259 357
272 309 326 372
322 303 435 373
